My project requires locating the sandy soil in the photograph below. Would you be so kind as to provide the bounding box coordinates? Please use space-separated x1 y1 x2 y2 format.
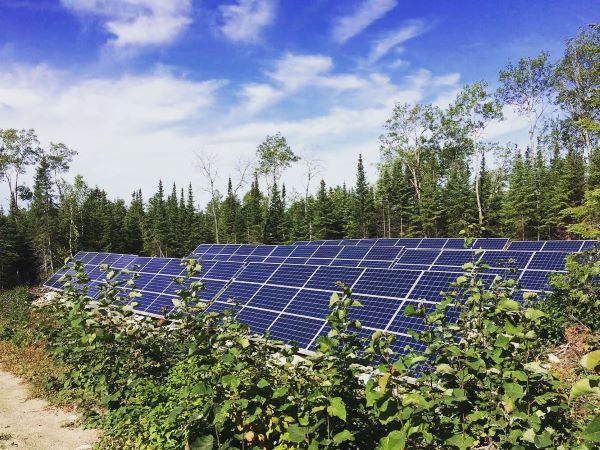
0 370 98 450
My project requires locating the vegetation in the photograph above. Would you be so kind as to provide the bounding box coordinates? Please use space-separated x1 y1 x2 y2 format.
1 25 598 289
0 243 598 449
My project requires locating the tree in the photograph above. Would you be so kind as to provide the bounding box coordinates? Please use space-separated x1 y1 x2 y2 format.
347 155 375 238
220 178 243 243
562 187 600 239
496 51 555 153
124 189 145 254
313 180 334 240
29 156 58 279
555 25 600 160
447 82 503 225
196 152 221 243
0 128 40 213
46 142 77 198
144 181 168 256
255 133 299 201
263 182 285 244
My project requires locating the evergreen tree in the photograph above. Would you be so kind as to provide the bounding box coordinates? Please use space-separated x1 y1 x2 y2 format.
264 182 285 244
29 156 58 279
313 180 334 240
348 155 375 238
144 180 168 256
242 175 264 243
124 190 145 254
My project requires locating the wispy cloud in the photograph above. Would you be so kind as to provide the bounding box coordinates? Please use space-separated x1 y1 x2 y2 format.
367 20 428 64
60 0 192 47
219 0 275 43
332 0 397 43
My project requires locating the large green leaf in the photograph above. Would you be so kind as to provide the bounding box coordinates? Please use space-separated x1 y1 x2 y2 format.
379 430 408 449
445 434 475 449
581 350 600 371
287 424 308 443
569 378 600 401
327 397 347 421
332 430 354 444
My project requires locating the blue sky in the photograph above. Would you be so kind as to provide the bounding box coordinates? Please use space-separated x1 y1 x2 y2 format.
0 0 597 204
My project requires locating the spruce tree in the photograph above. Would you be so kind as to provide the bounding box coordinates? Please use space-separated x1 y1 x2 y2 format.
264 182 285 244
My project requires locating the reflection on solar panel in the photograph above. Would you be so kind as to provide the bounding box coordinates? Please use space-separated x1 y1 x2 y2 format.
45 237 597 354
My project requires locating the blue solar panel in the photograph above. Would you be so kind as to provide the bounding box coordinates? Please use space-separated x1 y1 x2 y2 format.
145 294 177 315
245 256 266 263
479 251 533 269
410 271 466 303
519 270 554 291
444 238 470 249
581 241 599 251
389 333 426 356
269 264 318 287
304 266 363 290
284 289 332 317
237 307 278 334
158 259 186 276
360 238 379 245
268 314 324 349
203 261 244 280
332 259 364 268
235 263 279 283
217 282 261 305
234 245 255 255
397 249 440 265
417 238 447 249
251 245 276 256
348 294 402 329
337 246 369 259
433 250 479 267
396 238 422 248
144 274 172 293
527 252 568 271
289 246 317 258
271 245 296 257
364 246 403 261
473 238 508 249
543 241 582 252
353 269 420 298
507 241 544 251
246 285 298 310
360 260 393 269
387 300 436 334
198 280 227 301
312 246 342 258
376 238 400 246
341 239 360 246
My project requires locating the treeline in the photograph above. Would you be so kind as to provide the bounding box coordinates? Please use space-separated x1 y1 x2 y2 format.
1 25 598 288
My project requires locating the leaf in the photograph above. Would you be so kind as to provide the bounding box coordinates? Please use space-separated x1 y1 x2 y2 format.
257 378 269 389
569 378 600 401
503 382 524 400
189 435 214 450
332 430 354 444
287 424 308 443
524 308 546 321
497 299 520 312
581 350 600 371
378 429 408 449
445 434 475 450
581 414 600 442
329 292 339 308
327 397 347 421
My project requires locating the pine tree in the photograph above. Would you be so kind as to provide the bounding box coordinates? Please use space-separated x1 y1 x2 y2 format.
144 180 168 256
0 209 20 288
124 190 145 254
313 180 334 239
348 154 375 238
243 175 264 243
29 156 58 279
264 182 285 244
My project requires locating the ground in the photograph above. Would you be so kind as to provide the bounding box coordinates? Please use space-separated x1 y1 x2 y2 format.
0 370 98 450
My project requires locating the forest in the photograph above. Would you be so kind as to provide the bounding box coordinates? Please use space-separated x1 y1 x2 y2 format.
1 25 598 289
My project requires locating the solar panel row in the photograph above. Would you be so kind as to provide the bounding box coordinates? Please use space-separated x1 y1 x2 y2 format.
45 245 568 351
292 237 509 249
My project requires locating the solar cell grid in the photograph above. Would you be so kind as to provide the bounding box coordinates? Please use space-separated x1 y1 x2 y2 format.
387 300 435 335
251 245 276 256
527 252 568 271
417 238 447 249
519 270 553 291
289 246 317 258
361 260 394 268
203 261 244 280
304 266 364 290
433 250 478 267
364 246 402 261
444 238 469 249
410 271 465 303
353 268 420 299
268 264 317 287
284 289 332 318
247 285 298 310
479 251 533 269
396 238 423 248
237 307 278 334
269 314 325 349
473 238 509 249
507 241 544 251
312 246 342 258
542 240 582 252
235 262 279 283
397 249 440 265
217 281 261 305
348 294 402 330
271 245 296 257
337 246 370 259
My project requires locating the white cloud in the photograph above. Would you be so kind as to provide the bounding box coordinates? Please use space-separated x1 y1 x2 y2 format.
367 20 427 64
61 0 192 47
332 0 397 43
0 62 474 207
219 0 275 43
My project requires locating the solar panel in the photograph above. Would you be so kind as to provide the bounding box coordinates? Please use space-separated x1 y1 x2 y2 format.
348 294 402 330
304 266 364 290
542 240 583 252
235 262 279 283
353 268 420 299
507 241 545 251
519 270 554 291
246 285 298 310
433 250 479 267
364 246 403 261
268 314 325 349
269 264 318 287
527 252 568 271
397 249 440 265
237 307 278 334
284 289 332 318
417 238 448 249
410 271 465 303
387 300 435 334
473 238 509 249
217 281 261 305
479 251 533 269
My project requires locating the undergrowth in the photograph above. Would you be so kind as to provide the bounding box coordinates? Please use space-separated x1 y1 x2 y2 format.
0 247 598 449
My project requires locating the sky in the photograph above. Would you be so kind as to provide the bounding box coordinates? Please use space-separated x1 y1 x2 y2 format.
0 0 597 205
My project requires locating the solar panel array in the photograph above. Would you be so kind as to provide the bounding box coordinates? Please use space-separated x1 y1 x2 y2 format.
45 238 597 353
293 237 510 249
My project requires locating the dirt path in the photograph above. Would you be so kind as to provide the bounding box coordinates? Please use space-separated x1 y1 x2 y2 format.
0 371 98 450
